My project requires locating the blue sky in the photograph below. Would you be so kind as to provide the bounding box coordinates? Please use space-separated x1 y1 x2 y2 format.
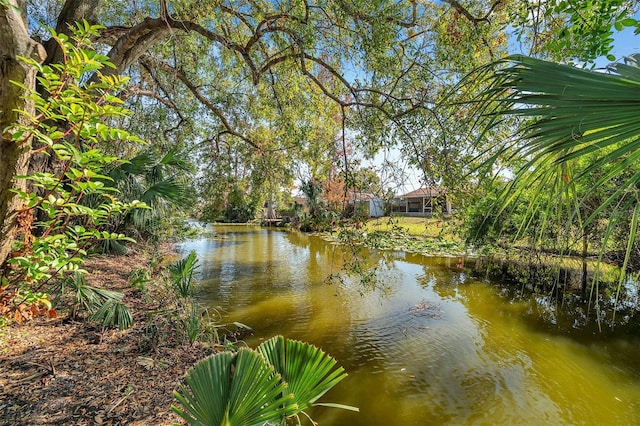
593 8 639 67
598 25 640 66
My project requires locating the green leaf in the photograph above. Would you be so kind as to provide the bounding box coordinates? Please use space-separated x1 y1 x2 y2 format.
10 129 25 141
257 335 355 415
620 18 637 27
172 350 296 425
89 299 133 330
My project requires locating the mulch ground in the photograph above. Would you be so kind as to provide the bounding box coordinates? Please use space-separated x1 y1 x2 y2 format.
0 245 216 425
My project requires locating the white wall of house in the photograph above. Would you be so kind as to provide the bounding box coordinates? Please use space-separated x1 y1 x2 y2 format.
369 198 384 217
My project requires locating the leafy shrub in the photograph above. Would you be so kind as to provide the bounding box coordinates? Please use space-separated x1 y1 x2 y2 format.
223 186 258 223
0 22 146 323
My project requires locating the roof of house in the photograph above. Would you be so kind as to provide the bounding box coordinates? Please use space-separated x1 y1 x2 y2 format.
346 191 378 202
402 187 441 198
292 196 308 205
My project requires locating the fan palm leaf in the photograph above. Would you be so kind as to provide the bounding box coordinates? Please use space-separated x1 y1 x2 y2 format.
480 54 640 172
172 349 296 426
158 144 195 172
111 147 190 208
168 250 199 298
89 298 133 330
62 272 133 329
139 178 186 206
104 145 194 234
173 336 355 425
256 335 357 414
471 54 640 297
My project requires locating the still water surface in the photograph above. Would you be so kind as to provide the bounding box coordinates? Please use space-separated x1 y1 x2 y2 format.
179 226 640 425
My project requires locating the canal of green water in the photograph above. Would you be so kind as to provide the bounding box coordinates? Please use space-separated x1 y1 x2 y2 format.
178 225 640 425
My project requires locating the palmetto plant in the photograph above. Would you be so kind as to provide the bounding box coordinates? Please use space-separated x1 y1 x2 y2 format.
256 335 355 416
472 54 640 305
61 272 133 330
172 335 357 425
89 298 134 330
168 250 199 298
173 349 296 426
108 145 194 233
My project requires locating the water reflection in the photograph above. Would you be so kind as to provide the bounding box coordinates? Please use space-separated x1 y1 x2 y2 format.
178 226 640 425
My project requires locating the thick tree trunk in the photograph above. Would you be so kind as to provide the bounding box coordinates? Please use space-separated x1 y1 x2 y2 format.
43 0 102 65
0 1 46 268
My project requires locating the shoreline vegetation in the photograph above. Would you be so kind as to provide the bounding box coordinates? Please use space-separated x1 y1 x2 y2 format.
207 217 623 295
211 216 623 284
354 217 623 292
0 243 217 426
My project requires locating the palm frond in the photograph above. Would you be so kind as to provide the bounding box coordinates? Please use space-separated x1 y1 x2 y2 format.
471 53 640 303
172 349 296 426
480 54 640 174
159 145 195 173
140 178 186 206
471 54 640 228
113 151 156 176
168 251 199 298
89 299 133 330
62 272 132 329
257 335 356 415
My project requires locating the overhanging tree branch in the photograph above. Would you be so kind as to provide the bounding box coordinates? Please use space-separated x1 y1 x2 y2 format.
442 0 503 24
139 55 260 150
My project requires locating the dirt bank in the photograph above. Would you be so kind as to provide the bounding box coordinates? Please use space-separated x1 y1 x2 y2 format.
0 245 215 425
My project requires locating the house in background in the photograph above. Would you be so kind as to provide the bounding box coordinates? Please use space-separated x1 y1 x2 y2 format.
291 196 308 211
391 187 451 216
288 192 384 217
346 191 385 218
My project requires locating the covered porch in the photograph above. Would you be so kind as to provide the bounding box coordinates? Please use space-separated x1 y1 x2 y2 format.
392 187 451 216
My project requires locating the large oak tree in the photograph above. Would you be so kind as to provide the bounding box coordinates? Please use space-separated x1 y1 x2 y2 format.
1 0 426 266
1 0 633 266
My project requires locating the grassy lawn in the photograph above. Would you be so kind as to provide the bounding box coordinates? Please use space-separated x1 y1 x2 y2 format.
364 215 462 241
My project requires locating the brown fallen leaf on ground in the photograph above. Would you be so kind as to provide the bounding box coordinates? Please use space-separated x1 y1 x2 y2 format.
0 244 217 426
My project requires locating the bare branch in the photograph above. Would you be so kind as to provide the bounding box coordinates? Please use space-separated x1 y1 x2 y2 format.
139 61 184 122
140 55 260 150
442 0 503 24
121 84 176 109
